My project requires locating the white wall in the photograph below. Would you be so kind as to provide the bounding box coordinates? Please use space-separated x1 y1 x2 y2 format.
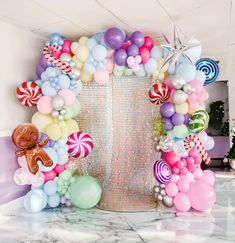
0 21 44 133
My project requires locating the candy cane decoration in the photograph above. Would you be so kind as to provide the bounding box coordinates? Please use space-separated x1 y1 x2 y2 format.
43 44 73 75
184 134 211 165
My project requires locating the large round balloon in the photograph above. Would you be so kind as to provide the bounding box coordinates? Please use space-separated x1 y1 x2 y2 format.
69 176 102 209
196 58 219 86
148 83 170 105
104 27 125 50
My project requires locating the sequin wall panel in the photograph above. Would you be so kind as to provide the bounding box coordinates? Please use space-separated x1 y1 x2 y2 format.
79 76 159 211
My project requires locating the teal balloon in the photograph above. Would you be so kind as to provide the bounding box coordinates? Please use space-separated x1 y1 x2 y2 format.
176 63 196 82
44 180 57 196
69 176 102 209
91 45 107 61
24 189 47 213
150 46 163 60
144 58 157 75
173 125 189 139
48 193 60 208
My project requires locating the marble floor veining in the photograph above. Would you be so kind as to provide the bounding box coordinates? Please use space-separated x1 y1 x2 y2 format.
0 174 235 243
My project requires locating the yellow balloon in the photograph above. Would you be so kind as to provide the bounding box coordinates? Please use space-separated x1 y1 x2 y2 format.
72 56 83 69
45 123 61 140
80 71 93 83
76 46 89 62
66 119 79 134
175 103 189 115
71 42 79 54
158 72 165 81
32 112 53 132
79 36 89 45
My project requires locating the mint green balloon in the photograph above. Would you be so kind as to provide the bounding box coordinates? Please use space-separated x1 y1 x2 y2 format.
69 176 102 209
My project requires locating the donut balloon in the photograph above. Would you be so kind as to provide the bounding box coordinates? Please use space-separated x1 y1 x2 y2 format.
148 83 170 105
16 81 42 106
66 131 94 158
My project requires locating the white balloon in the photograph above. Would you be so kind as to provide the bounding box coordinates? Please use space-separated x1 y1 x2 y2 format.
173 90 188 105
172 76 186 90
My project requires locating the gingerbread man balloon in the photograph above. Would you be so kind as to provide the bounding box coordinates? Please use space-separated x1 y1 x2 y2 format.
12 123 53 175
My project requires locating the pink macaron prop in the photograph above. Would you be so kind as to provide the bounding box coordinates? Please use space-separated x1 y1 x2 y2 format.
66 131 94 158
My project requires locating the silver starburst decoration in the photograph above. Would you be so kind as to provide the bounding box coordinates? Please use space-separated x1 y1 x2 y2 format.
161 27 200 69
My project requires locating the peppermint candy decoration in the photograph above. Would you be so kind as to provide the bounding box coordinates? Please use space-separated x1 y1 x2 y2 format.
188 110 209 134
16 81 42 106
153 160 172 184
196 58 219 86
148 83 170 105
66 131 94 158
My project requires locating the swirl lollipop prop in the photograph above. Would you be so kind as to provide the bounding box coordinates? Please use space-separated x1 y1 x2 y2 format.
153 159 172 184
196 58 219 86
148 83 170 105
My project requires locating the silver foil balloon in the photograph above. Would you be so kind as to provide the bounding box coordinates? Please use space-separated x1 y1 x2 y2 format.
173 90 188 105
60 53 72 63
162 195 174 207
51 110 59 117
71 67 81 80
171 76 186 90
159 136 174 152
52 95 65 111
183 83 195 94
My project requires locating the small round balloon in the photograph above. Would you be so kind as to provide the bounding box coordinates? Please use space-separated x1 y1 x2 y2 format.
153 160 172 184
69 176 102 209
195 58 219 86
148 83 170 105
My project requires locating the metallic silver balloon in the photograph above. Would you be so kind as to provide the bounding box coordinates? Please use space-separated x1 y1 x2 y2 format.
71 67 81 80
160 189 166 196
60 109 67 115
52 95 65 111
171 76 186 90
159 136 174 152
173 90 188 105
162 195 174 207
60 53 72 63
153 185 160 193
157 195 163 201
154 143 161 152
69 60 76 67
183 83 195 94
51 110 59 117
57 115 64 121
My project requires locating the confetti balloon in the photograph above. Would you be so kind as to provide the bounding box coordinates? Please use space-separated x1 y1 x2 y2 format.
188 110 209 134
16 81 42 106
148 83 170 104
66 131 94 158
153 159 172 184
195 58 219 86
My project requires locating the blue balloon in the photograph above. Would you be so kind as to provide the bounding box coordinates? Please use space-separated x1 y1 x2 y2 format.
144 58 157 75
44 181 57 196
38 148 57 172
92 32 104 43
41 82 57 96
45 67 59 77
194 70 206 83
57 153 68 165
84 62 96 74
57 139 67 147
87 38 98 50
24 189 47 213
58 74 70 89
151 46 163 60
47 193 60 208
175 63 196 82
50 33 63 45
91 45 107 61
168 63 176 75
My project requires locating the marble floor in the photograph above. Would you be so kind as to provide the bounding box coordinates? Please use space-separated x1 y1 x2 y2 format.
0 174 235 243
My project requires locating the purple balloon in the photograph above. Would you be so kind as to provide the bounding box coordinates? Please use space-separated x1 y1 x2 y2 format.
104 27 125 50
184 113 191 126
114 48 127 66
36 64 46 78
162 118 174 131
127 44 139 56
171 113 185 125
131 31 144 47
39 56 48 68
160 102 175 118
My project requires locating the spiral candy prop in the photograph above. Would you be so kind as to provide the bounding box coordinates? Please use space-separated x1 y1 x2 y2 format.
196 58 219 85
148 83 170 105
153 159 172 184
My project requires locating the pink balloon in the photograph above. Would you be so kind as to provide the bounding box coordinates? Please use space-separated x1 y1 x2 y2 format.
61 40 73 55
177 179 190 192
165 182 178 197
193 168 203 179
174 193 191 212
37 96 53 114
106 58 114 73
94 70 109 85
58 89 76 106
201 170 215 186
172 166 180 174
189 148 199 158
171 174 180 183
180 167 188 175
107 49 115 58
187 157 195 164
189 80 203 92
195 156 202 164
176 161 184 169
187 163 195 172
139 46 150 64
181 172 194 183
187 179 216 211
53 164 65 174
164 151 181 165
43 170 57 182
164 76 173 89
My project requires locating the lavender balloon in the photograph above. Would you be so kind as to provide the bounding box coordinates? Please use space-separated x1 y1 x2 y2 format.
160 102 175 118
162 118 174 131
104 27 125 50
131 31 144 47
127 44 139 56
36 65 45 78
114 48 128 66
184 113 191 126
171 113 185 126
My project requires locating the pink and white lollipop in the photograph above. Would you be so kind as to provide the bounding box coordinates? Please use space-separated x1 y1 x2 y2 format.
66 131 94 158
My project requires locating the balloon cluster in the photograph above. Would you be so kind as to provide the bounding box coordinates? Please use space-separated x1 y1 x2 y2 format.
150 35 217 212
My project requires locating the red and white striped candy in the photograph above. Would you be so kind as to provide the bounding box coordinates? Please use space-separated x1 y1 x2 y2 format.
184 134 211 165
43 44 73 75
66 132 94 158
148 83 170 105
16 81 42 106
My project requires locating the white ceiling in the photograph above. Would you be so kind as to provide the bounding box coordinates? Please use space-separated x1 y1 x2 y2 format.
0 0 234 72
